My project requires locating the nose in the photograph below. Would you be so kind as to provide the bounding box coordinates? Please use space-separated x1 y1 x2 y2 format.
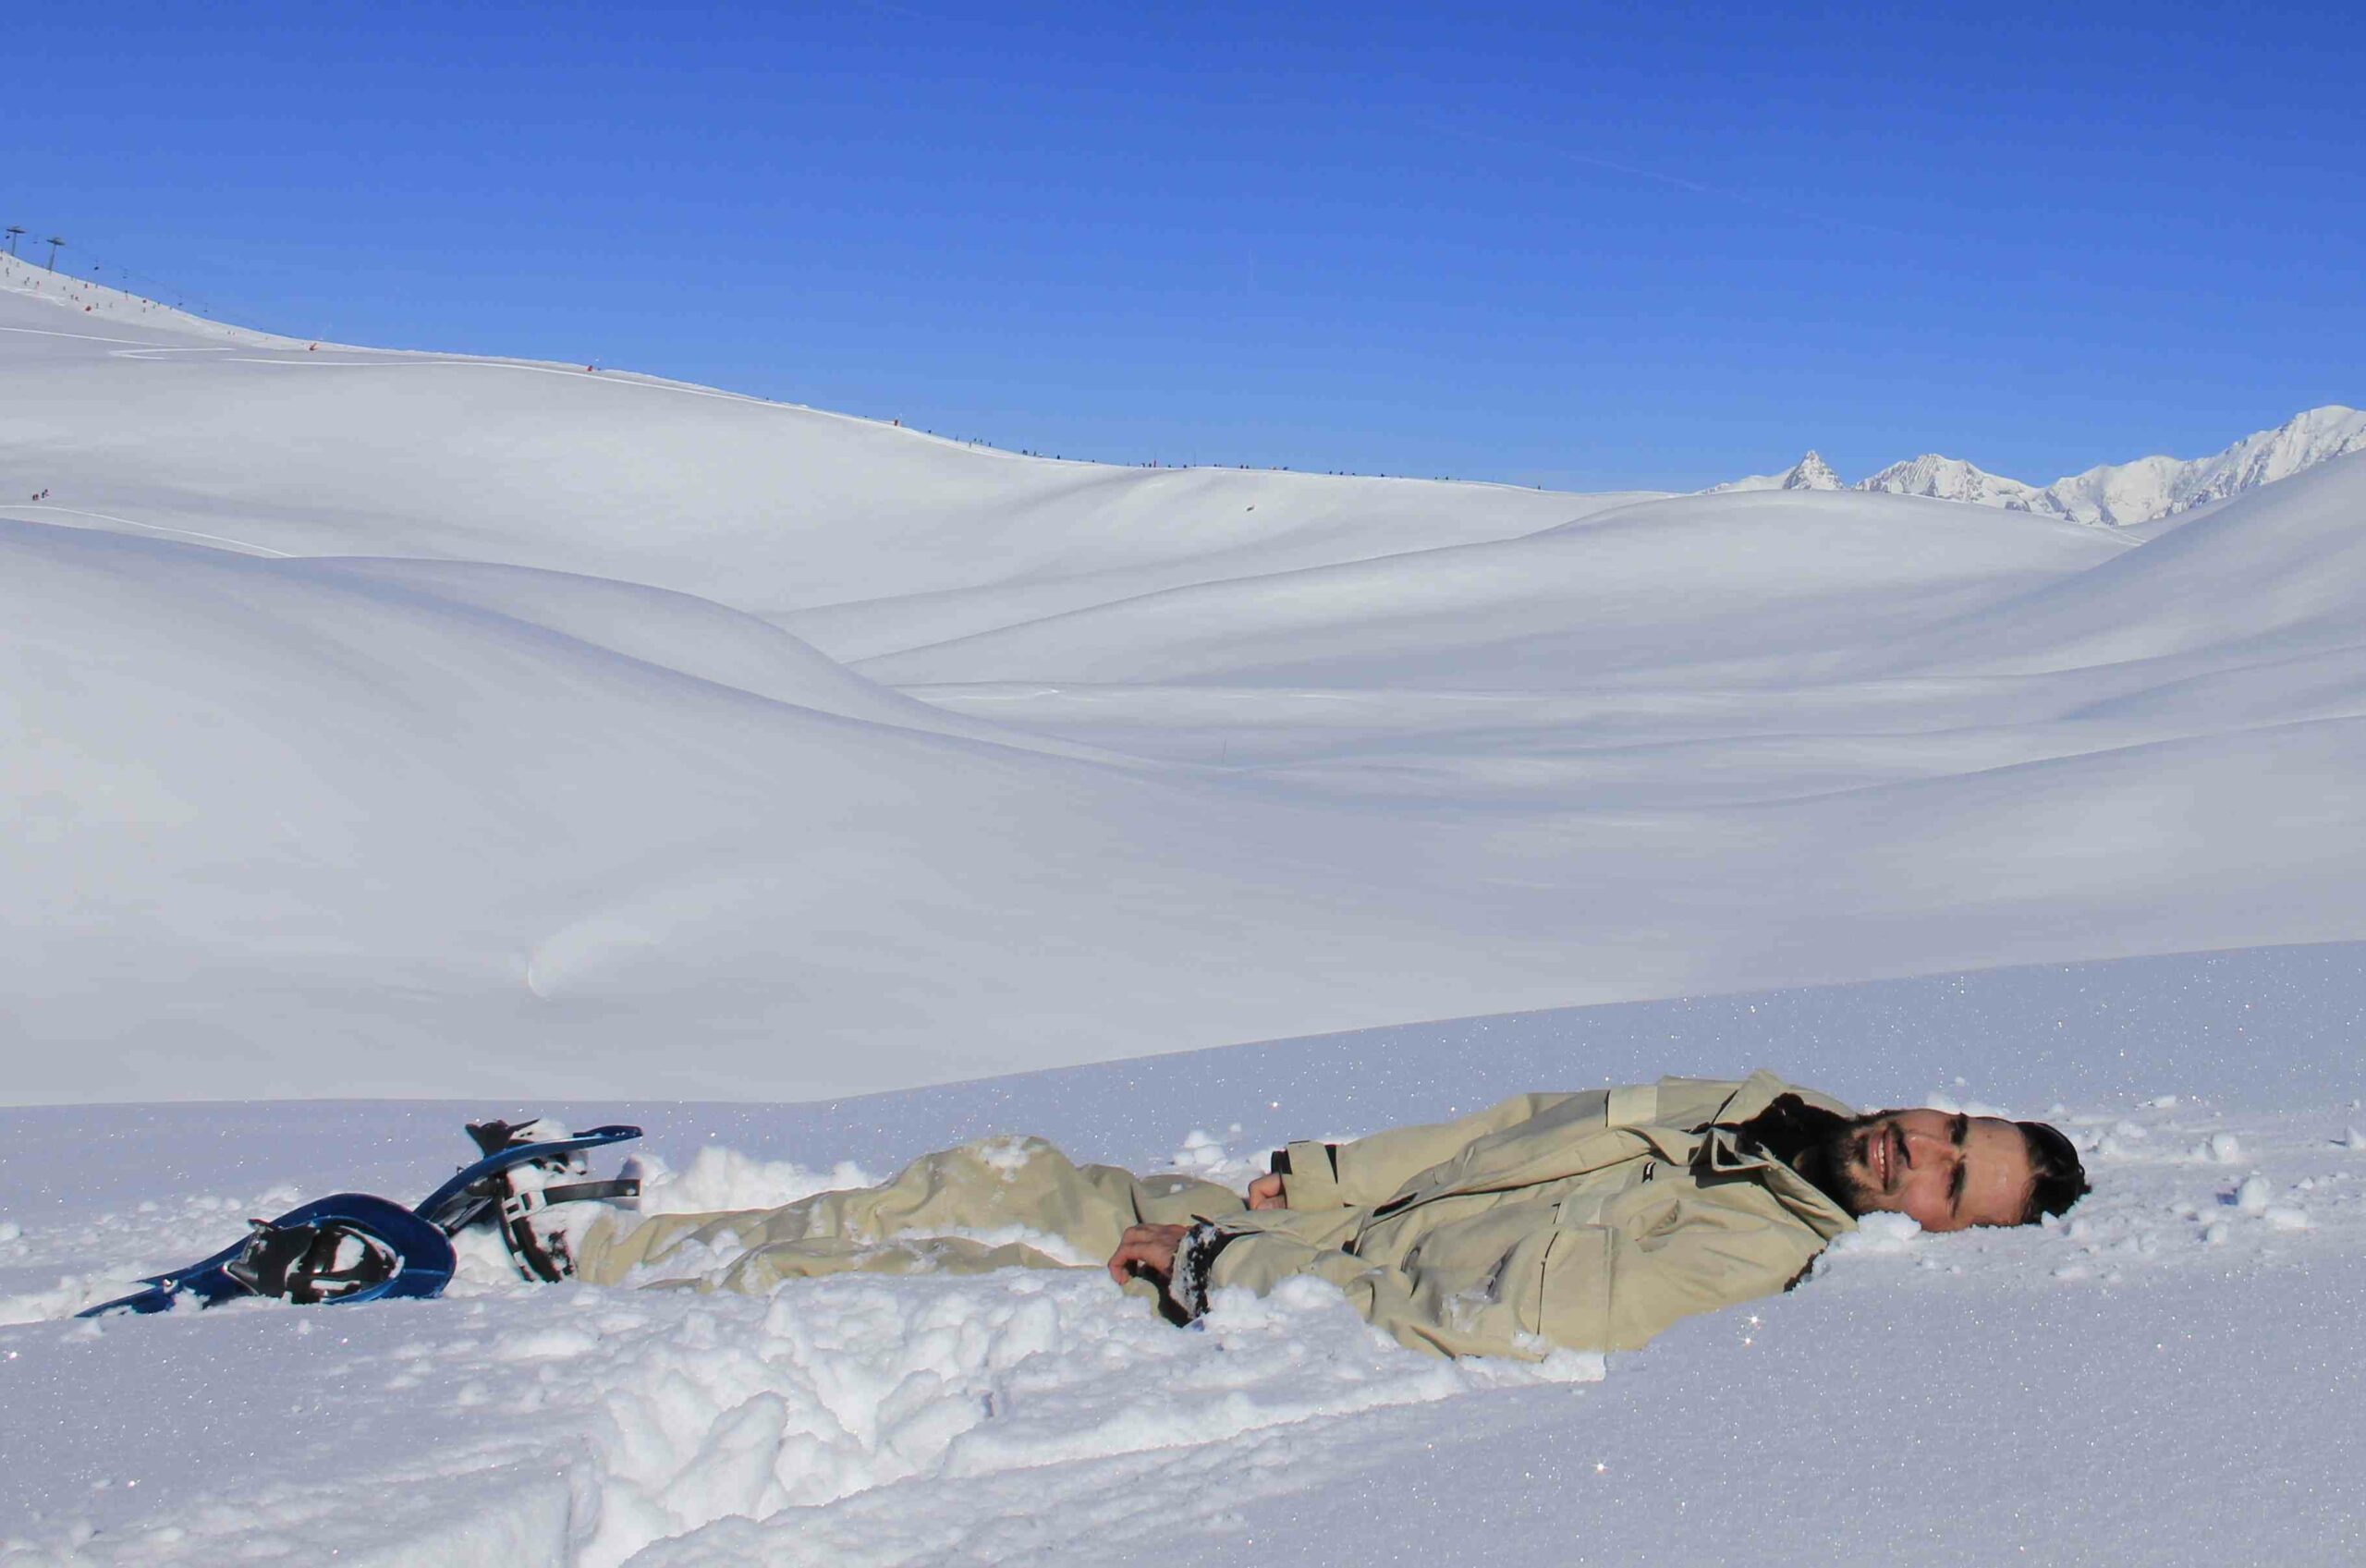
1900 1126 1957 1173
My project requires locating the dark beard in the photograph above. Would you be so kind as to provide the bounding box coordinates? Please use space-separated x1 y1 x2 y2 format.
1734 1094 1876 1216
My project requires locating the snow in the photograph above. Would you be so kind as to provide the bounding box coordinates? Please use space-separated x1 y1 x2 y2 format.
5 943 2366 1562
1723 404 2366 529
1702 447 1843 492
11 255 2366 1100
4 254 2365 1562
2037 405 2366 527
1855 451 2050 509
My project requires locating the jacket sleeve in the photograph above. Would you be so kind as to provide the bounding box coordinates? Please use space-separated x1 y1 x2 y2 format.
1200 1221 1566 1360
1277 1092 1575 1210
1201 1197 1827 1361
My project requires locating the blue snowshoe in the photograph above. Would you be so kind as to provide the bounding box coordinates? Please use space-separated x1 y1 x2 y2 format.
420 1119 644 1283
78 1120 641 1318
78 1195 458 1317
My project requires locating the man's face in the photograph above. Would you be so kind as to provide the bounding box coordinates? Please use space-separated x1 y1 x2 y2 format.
1830 1110 2034 1232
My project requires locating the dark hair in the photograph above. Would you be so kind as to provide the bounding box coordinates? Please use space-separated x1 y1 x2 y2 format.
2016 1121 2090 1225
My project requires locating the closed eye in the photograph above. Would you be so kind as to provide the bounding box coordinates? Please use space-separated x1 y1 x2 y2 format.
1949 1114 1970 1215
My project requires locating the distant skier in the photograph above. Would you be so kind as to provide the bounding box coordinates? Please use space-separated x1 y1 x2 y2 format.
578 1071 2088 1360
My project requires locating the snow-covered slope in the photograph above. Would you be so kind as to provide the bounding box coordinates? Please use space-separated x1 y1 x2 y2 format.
1721 405 2366 528
854 487 2113 687
9 261 2366 1102
1871 450 2366 674
0 257 1632 649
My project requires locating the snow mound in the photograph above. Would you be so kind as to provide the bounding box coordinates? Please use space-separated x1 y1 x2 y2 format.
0 1264 1596 1567
628 1149 876 1218
1818 1210 1924 1260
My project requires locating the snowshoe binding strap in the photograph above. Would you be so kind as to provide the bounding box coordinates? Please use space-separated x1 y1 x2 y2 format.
225 1217 399 1305
466 1117 546 1161
413 1122 642 1235
426 1118 643 1283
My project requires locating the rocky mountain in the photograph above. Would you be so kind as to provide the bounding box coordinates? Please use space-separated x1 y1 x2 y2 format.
1705 449 1843 493
1855 454 2048 511
1716 406 2365 527
2031 405 2366 525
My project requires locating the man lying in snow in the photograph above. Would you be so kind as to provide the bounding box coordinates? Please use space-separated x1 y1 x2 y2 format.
577 1070 2089 1360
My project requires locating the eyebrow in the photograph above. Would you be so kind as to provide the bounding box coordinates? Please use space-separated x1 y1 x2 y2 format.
1948 1114 1970 1215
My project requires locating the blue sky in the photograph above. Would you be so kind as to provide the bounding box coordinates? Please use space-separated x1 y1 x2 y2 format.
12 2 2360 490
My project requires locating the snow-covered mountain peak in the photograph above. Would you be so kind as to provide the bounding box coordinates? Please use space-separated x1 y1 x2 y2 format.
1707 450 1842 493
2040 404 2366 526
1718 405 2365 528
1785 450 1843 491
1855 455 2045 510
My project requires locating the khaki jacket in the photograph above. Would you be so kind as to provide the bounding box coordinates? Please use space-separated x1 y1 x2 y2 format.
1204 1070 1856 1359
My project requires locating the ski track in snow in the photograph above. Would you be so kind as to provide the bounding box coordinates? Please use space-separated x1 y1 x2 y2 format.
4 503 293 557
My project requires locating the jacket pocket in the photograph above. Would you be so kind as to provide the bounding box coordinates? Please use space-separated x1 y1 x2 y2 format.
1531 1225 1616 1352
1462 1220 1606 1344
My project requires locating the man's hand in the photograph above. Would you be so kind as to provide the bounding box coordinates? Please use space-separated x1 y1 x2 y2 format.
1106 1222 1191 1286
1246 1172 1287 1209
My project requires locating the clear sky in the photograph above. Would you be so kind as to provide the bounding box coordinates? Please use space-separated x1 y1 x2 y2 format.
11 2 2360 491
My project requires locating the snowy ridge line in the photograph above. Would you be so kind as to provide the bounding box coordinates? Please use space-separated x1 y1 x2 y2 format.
1711 406 2366 529
0 325 189 347
210 350 810 412
0 251 847 418
6 250 1579 479
0 252 311 349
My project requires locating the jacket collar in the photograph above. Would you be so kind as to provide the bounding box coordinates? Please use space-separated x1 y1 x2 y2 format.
1621 1070 1792 1161
1708 1068 1800 1126
1685 1071 1858 1242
